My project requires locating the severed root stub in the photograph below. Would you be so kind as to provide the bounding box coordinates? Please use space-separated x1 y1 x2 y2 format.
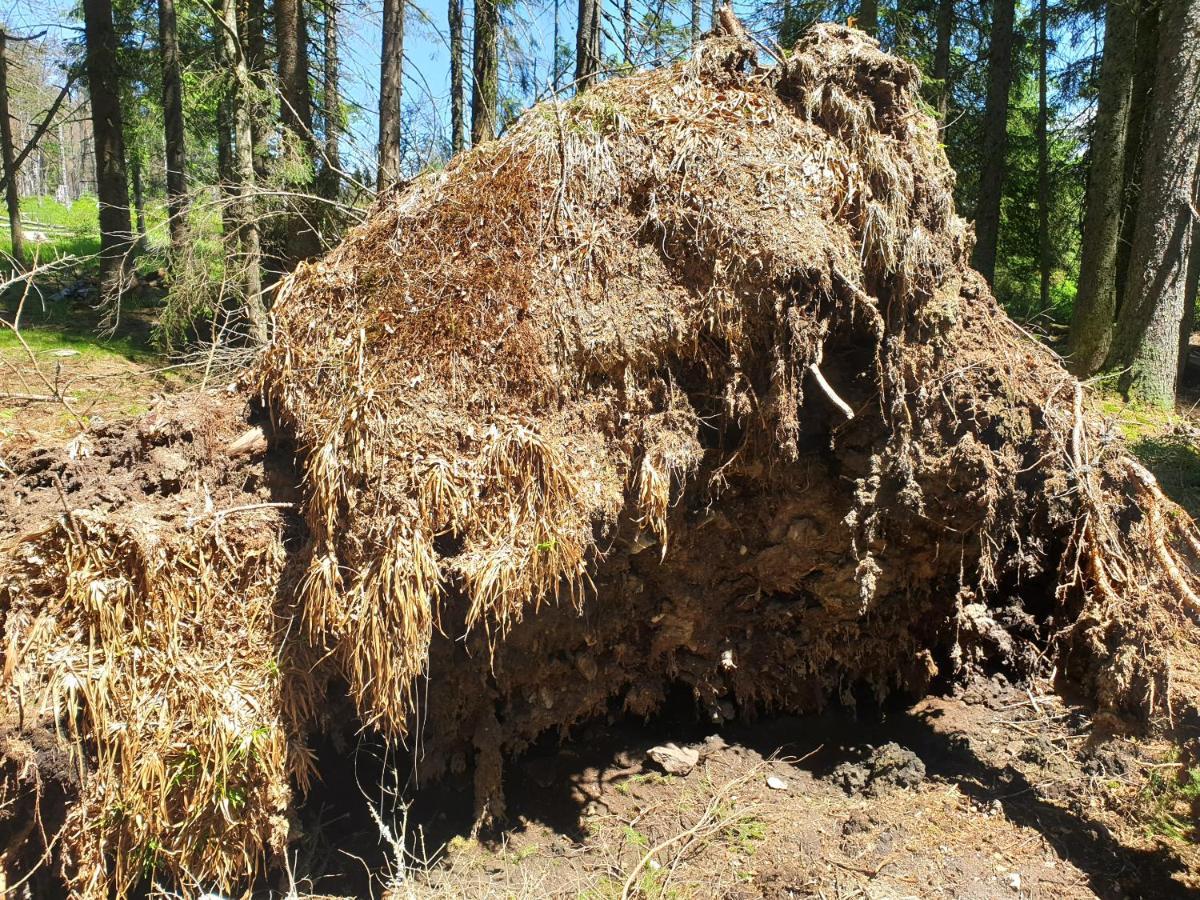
3 19 1200 898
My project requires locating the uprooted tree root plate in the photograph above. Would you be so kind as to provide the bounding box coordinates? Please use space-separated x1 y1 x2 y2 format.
3 22 1200 897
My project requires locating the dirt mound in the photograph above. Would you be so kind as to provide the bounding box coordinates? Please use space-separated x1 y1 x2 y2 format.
3 19 1200 897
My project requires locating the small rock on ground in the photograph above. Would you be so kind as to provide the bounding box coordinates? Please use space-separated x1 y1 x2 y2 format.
647 743 700 775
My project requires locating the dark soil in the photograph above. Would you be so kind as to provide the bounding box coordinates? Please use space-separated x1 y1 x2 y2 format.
289 675 1200 898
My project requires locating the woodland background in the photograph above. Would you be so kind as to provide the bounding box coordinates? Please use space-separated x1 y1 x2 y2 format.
0 0 1197 404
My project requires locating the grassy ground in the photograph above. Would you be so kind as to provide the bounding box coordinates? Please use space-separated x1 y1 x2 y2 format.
0 196 103 268
0 222 185 443
0 194 179 273
1095 391 1200 520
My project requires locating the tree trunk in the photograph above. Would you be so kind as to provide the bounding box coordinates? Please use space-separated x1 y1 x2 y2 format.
970 0 1016 284
575 0 600 92
859 0 879 36
450 0 465 153
244 0 270 177
0 32 26 270
1179 218 1199 376
1036 0 1050 315
691 0 701 44
471 0 498 143
216 96 237 241
379 0 405 185
624 0 632 65
932 0 953 122
83 0 134 296
158 0 189 254
1107 0 1200 406
1115 0 1160 309
219 0 267 344
131 151 147 249
1066 0 1136 375
277 0 321 257
276 0 316 150
321 0 342 198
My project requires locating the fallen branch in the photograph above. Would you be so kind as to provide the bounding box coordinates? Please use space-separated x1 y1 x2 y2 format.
2 392 79 403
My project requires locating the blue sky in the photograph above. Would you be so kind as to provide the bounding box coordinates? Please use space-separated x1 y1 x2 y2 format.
0 0 1097 176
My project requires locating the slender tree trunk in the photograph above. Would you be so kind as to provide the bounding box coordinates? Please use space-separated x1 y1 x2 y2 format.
244 0 270 177
623 0 632 64
83 0 134 296
450 0 465 152
933 0 953 122
1067 0 1136 375
1116 0 1160 308
158 0 188 254
321 0 342 198
859 0 879 36
219 0 267 343
1106 0 1200 406
472 0 498 142
1036 0 1051 314
277 0 320 256
575 0 600 91
276 0 316 150
131 151 147 249
970 0 1016 284
216 95 237 240
1179 217 1199 376
379 0 405 185
691 0 701 43
0 33 26 269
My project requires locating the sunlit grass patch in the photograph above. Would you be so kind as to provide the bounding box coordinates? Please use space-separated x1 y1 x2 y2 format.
1094 391 1200 519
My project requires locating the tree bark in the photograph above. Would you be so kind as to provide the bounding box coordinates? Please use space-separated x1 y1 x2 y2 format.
1067 0 1136 375
216 94 237 240
471 0 498 143
379 0 405 185
1107 0 1200 406
1179 216 1199 375
450 0 465 153
0 32 26 269
859 0 879 36
276 0 316 150
83 0 134 295
970 0 1017 284
1115 0 1160 308
575 0 600 92
932 0 953 122
158 0 189 254
1036 0 1051 315
277 0 321 257
218 0 267 343
131 150 147 249
321 0 342 198
623 0 632 64
243 0 270 177
691 0 701 44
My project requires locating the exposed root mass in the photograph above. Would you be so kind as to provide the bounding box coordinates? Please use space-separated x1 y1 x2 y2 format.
2 21 1199 896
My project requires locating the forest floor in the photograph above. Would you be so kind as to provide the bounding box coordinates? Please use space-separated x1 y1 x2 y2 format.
365 677 1199 900
4 293 1200 898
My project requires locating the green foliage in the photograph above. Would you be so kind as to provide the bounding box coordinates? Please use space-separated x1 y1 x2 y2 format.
1140 757 1200 842
725 816 767 854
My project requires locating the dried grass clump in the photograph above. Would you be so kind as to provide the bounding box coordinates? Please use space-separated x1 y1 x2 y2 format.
0 507 313 897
